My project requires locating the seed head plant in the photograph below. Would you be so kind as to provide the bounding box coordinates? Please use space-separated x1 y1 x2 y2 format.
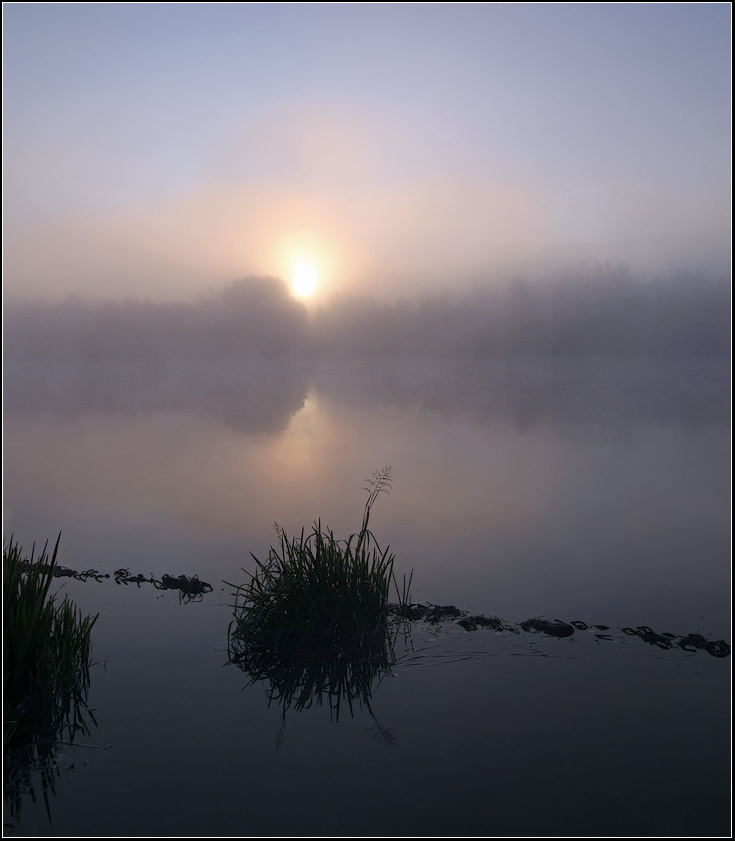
227 468 412 719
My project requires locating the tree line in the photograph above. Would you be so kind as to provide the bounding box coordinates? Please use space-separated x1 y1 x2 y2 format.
4 266 729 362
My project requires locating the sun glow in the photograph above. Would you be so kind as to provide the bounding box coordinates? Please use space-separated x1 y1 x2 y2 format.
291 258 318 298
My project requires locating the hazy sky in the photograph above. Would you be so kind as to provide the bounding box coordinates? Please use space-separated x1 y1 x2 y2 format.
3 3 731 302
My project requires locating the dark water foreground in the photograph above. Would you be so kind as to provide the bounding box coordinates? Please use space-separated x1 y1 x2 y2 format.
3 355 730 836
4 574 730 838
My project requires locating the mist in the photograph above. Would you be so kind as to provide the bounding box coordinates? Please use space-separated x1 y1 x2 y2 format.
3 5 730 303
5 266 728 361
4 267 729 437
3 7 731 836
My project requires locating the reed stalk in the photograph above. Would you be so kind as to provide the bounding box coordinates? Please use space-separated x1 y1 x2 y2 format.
227 469 411 716
4 535 98 822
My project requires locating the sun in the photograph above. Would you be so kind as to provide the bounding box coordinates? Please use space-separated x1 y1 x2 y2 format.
291 258 318 298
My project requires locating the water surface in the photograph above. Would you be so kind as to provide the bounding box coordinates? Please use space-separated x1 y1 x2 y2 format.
3 358 730 836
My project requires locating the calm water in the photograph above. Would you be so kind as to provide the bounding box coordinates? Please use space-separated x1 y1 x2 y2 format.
3 358 731 836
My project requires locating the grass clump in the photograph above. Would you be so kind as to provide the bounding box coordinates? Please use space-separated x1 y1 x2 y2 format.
4 535 98 821
227 468 410 716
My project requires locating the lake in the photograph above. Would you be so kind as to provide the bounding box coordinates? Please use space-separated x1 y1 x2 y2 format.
3 356 731 836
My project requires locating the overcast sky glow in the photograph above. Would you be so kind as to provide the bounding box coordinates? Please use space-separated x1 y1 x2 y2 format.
3 3 731 301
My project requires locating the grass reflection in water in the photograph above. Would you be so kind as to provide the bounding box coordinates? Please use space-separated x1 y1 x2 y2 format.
3 536 98 824
227 468 412 727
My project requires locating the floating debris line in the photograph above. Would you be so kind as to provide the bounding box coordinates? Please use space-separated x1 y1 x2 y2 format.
19 562 730 655
389 603 730 658
113 569 214 602
19 561 214 603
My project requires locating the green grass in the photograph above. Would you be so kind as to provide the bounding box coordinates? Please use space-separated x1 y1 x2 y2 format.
4 534 98 820
227 468 411 716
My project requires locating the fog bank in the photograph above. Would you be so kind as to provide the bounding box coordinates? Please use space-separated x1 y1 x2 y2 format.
4 266 729 364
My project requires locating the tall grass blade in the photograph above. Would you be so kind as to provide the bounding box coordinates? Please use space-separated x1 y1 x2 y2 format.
226 468 412 723
3 535 98 825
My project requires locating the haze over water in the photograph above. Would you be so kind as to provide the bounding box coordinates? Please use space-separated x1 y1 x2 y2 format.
3 342 730 836
2 5 731 837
